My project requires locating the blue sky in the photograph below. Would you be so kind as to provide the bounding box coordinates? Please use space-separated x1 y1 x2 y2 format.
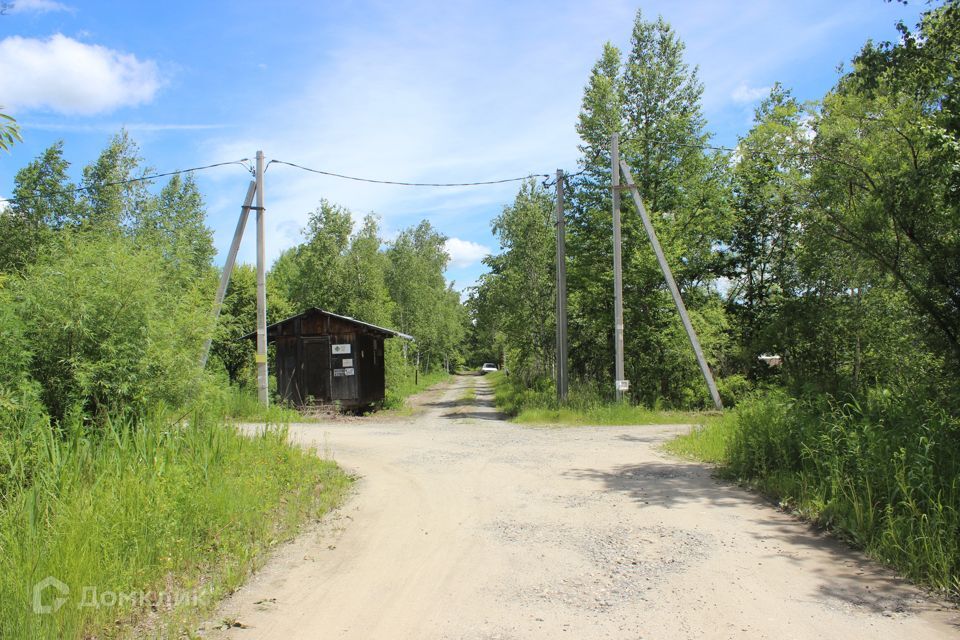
0 0 927 291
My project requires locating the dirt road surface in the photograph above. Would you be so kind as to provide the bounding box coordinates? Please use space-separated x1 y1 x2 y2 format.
206 375 958 639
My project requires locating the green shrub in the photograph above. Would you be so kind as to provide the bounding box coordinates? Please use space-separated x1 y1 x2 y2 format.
0 276 30 393
0 392 50 506
726 390 804 478
717 374 753 407
13 234 210 422
382 340 451 409
489 371 553 416
491 372 720 427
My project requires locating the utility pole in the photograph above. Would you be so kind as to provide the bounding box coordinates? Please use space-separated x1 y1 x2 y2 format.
199 181 257 369
555 169 569 402
611 134 627 401
255 150 269 406
619 160 723 411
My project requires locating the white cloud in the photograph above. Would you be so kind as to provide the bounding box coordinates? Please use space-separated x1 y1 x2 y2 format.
731 83 770 104
22 121 224 133
196 0 915 278
0 34 160 115
7 0 72 13
444 237 490 269
202 2 606 269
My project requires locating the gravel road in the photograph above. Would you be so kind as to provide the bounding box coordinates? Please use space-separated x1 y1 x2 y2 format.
206 375 958 639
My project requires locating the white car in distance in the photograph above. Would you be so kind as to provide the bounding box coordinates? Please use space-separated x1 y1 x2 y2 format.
480 363 498 374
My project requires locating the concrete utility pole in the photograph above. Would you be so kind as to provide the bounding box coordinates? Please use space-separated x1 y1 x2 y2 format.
611 134 627 401
555 169 569 402
619 160 723 411
255 150 269 406
199 181 257 369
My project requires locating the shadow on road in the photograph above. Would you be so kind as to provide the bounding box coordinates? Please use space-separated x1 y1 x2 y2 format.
564 461 765 510
421 379 505 422
615 432 674 444
567 460 960 621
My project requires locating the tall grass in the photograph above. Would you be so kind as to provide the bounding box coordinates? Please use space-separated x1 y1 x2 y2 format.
383 368 451 410
667 389 960 597
210 383 304 423
490 372 719 427
0 397 350 639
664 412 738 462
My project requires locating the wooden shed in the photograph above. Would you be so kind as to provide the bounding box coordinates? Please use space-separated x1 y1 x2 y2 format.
243 307 412 409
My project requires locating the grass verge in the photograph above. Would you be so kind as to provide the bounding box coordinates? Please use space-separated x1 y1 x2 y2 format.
214 384 306 423
513 405 720 427
383 369 452 411
0 400 351 638
665 389 960 598
489 371 720 427
662 412 737 462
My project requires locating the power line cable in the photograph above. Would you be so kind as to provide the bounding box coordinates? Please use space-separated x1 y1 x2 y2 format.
0 131 855 209
267 159 549 187
0 159 251 206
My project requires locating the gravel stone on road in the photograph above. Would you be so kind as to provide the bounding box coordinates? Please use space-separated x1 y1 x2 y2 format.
206 375 959 639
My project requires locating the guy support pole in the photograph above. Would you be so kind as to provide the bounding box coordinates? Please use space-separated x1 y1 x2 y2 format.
555 169 569 402
619 160 723 410
199 180 257 369
611 134 627 401
255 150 269 406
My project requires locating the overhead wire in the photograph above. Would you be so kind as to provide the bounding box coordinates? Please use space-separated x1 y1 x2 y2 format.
2 133 837 209
0 159 251 206
266 159 549 187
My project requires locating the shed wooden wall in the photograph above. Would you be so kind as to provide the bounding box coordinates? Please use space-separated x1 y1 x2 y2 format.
271 311 388 408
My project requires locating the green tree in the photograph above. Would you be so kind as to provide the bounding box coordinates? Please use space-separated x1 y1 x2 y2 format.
270 204 394 326
208 263 293 385
726 84 808 377
268 206 464 375
567 9 731 406
576 42 623 163
14 234 210 422
481 180 556 381
80 130 152 231
134 173 216 282
272 199 353 313
341 215 394 326
0 142 79 272
809 1 960 371
620 12 711 215
386 221 454 370
463 279 508 368
210 264 258 384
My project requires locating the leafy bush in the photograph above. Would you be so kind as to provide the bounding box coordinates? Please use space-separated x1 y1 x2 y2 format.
0 392 50 505
717 374 753 407
489 371 553 417
383 341 450 409
13 234 210 422
0 276 30 394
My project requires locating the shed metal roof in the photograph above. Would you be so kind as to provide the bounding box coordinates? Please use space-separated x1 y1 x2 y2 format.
239 307 414 341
